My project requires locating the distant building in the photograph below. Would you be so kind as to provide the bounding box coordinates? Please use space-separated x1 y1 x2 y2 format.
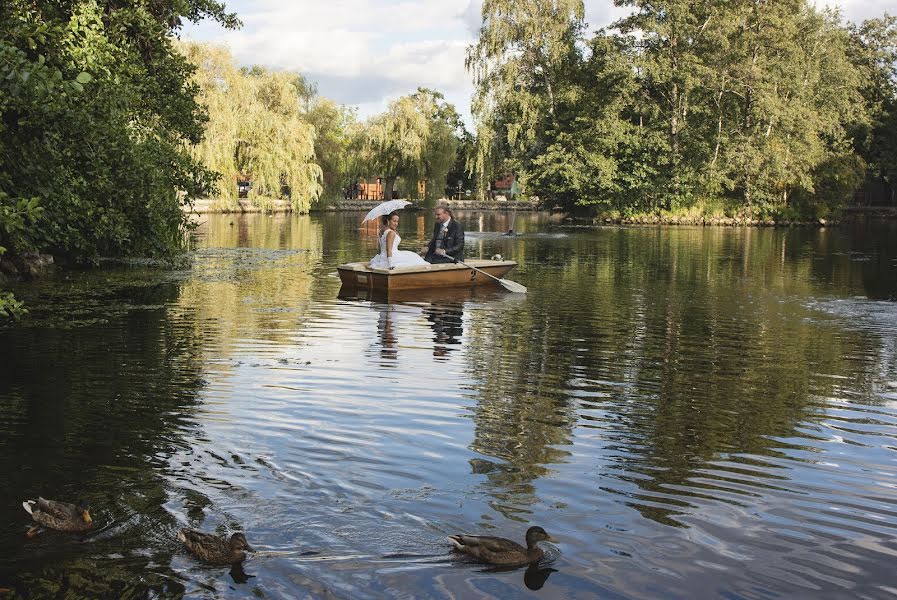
490 174 519 199
345 177 427 201
356 178 384 201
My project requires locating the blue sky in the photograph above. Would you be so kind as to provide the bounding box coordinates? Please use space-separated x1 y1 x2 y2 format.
183 0 893 125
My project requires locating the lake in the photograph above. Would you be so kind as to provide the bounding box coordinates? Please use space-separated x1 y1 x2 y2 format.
1 211 896 599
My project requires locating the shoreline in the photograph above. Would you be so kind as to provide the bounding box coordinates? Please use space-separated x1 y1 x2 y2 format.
580 215 840 227
185 198 897 227
186 198 542 214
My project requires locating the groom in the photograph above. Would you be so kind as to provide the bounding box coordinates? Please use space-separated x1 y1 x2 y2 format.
421 206 465 264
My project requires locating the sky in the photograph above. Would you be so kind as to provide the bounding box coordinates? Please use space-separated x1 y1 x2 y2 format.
183 0 894 124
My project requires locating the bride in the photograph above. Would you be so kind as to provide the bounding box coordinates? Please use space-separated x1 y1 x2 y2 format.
369 212 428 269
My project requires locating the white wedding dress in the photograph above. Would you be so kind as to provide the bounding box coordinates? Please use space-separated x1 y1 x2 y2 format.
369 229 427 269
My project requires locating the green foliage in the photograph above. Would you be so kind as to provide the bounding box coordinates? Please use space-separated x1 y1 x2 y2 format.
848 15 897 195
467 0 585 196
0 193 44 254
445 127 477 198
468 0 888 215
0 290 27 318
0 0 238 267
183 42 322 211
792 153 866 218
358 88 460 200
0 194 41 318
305 98 359 203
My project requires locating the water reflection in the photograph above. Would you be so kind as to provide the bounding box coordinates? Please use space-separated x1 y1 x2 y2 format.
376 305 398 362
425 304 463 359
0 279 205 598
477 562 557 591
338 286 508 363
0 214 895 598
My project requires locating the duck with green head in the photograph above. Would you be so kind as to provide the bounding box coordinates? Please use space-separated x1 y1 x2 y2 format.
22 497 93 534
448 526 555 566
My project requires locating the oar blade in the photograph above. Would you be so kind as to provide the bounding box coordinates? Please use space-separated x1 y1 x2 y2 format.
500 279 527 294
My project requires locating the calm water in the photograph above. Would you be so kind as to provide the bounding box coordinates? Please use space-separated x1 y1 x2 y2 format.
1 212 896 599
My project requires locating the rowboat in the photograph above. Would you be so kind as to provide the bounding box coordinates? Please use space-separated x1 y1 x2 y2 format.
336 259 518 294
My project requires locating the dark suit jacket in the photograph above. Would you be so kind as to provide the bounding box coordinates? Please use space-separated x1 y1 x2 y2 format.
425 219 465 262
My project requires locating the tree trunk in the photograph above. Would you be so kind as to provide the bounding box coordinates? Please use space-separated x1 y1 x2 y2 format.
711 92 723 168
383 176 396 201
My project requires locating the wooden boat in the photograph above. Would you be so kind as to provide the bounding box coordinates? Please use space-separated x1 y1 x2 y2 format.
336 259 518 294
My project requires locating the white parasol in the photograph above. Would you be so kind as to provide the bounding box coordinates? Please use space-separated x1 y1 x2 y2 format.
362 199 412 223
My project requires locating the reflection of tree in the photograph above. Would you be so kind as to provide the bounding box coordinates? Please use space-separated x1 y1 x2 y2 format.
802 220 897 300
0 280 206 595
463 224 894 527
178 214 324 355
463 296 578 521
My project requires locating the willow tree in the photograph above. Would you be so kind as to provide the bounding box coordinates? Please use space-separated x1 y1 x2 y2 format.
305 98 359 202
466 0 585 195
182 43 322 211
359 88 459 201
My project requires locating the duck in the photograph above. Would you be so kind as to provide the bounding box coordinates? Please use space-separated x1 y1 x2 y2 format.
448 526 555 566
178 529 254 565
22 498 93 534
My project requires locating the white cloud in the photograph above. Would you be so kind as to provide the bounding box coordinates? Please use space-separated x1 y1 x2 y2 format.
819 0 895 22
185 0 475 120
183 0 892 123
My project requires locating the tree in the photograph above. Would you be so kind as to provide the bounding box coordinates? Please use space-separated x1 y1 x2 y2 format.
716 2 863 212
615 0 729 208
445 126 476 199
848 14 897 201
358 88 460 201
182 43 322 211
0 0 238 267
305 98 359 203
468 0 871 217
466 0 585 195
528 32 642 211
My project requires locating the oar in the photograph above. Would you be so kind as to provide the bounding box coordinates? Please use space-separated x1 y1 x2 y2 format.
451 257 527 293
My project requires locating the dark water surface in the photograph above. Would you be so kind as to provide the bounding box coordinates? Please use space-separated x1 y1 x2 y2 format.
1 212 896 599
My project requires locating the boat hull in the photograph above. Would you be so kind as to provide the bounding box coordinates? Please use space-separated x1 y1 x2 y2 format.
336 260 518 293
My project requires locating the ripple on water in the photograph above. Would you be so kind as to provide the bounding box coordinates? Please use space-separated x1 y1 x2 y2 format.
1 215 897 598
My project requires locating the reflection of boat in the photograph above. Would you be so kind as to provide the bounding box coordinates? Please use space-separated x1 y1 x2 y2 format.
336 260 517 294
337 284 513 304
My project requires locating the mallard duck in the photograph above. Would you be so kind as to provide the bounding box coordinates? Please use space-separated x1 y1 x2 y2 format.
448 526 555 566
22 498 93 533
178 529 254 565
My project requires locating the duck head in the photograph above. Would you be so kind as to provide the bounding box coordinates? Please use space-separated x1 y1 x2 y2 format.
229 533 254 553
525 526 554 547
77 500 92 524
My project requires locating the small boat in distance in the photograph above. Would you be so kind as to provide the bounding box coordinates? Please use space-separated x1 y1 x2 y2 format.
337 259 518 294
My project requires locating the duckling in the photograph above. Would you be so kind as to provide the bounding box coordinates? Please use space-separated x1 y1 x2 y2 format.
22 498 93 534
178 529 254 565
448 526 555 566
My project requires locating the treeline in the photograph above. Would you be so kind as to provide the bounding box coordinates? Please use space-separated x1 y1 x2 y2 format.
467 0 897 219
182 42 466 211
